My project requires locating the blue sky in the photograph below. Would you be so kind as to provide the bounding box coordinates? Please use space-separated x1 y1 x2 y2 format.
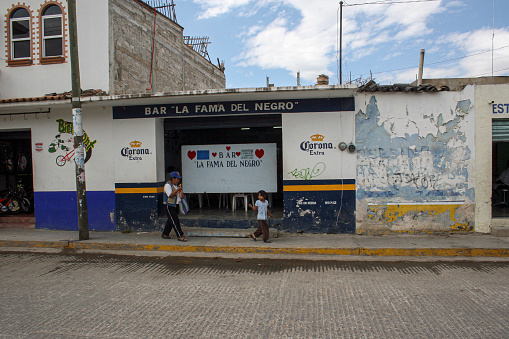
159 0 509 88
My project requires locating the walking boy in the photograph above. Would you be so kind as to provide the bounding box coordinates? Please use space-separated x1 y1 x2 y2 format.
248 190 273 243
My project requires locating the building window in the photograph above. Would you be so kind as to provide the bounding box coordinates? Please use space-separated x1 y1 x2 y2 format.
41 5 63 57
10 8 31 60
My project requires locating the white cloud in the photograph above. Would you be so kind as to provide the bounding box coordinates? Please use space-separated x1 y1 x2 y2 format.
191 0 509 85
376 27 509 84
192 0 252 19
440 28 509 77
226 0 447 82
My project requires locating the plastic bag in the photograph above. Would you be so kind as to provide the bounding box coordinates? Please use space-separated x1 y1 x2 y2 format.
179 196 190 215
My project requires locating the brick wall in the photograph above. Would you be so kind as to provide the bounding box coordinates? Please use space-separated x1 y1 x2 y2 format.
109 0 225 95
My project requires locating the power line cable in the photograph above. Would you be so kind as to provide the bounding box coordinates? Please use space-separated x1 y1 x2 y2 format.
473 66 509 78
354 44 509 77
344 0 439 7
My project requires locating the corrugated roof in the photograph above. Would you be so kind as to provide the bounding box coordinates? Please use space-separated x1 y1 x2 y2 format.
357 80 450 93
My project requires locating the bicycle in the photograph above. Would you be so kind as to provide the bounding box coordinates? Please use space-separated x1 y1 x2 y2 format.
56 149 75 167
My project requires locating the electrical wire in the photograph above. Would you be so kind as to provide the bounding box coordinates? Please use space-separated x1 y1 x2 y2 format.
344 0 439 6
351 45 509 78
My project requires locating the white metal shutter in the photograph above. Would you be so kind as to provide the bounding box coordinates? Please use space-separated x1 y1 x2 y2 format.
493 119 509 142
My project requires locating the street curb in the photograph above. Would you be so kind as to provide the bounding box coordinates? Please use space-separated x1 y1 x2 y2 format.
1 240 508 257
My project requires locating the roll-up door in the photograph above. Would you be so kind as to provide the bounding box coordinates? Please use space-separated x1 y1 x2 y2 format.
493 119 509 142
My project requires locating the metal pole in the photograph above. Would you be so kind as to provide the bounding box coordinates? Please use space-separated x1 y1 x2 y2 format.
339 1 343 85
68 0 89 240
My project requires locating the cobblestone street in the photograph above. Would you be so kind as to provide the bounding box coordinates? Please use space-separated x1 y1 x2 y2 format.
0 251 508 338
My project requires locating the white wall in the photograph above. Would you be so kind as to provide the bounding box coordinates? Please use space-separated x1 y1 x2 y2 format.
475 84 509 233
113 118 160 184
0 103 114 192
0 0 109 100
282 112 356 181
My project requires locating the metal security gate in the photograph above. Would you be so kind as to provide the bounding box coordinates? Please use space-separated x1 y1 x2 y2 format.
493 119 509 141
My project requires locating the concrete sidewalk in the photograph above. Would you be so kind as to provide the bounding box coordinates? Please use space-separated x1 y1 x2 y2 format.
1 227 509 259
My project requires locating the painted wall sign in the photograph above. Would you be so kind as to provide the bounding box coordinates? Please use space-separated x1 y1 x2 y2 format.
48 119 97 167
492 103 509 115
113 97 355 119
120 140 151 161
181 143 277 193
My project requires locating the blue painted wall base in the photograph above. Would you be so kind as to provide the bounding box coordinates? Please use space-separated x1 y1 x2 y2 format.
34 191 115 231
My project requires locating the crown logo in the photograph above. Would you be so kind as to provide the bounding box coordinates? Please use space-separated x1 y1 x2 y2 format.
130 140 142 147
310 134 325 141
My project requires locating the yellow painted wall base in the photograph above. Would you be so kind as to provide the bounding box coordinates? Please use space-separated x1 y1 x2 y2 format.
367 203 474 232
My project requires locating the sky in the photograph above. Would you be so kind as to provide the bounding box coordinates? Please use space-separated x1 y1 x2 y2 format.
155 0 509 88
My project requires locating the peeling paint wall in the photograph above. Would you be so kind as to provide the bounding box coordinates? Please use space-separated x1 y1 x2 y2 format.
355 87 475 233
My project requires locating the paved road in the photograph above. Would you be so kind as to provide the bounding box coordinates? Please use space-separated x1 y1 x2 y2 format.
0 251 508 338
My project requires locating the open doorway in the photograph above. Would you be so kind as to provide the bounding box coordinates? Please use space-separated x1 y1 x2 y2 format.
492 119 509 217
0 130 33 225
492 141 509 217
164 115 283 228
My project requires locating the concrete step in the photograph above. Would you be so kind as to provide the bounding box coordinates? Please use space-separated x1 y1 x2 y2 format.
0 222 35 229
0 215 35 229
492 226 509 237
182 227 279 238
162 218 283 229
0 215 35 223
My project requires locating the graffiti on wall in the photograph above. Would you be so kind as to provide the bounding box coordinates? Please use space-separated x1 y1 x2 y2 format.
356 96 473 201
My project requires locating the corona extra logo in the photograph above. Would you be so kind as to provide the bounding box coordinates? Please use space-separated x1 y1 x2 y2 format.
300 134 334 155
310 134 325 141
130 140 142 148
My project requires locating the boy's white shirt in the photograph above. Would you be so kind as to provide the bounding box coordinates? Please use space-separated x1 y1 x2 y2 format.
255 199 269 220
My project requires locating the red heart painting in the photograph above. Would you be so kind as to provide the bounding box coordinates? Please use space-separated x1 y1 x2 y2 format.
255 149 264 159
226 146 231 151
188 150 196 160
212 152 217 157
236 152 241 157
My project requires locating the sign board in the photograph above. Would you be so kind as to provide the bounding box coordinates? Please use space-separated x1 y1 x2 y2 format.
113 97 355 119
181 143 277 193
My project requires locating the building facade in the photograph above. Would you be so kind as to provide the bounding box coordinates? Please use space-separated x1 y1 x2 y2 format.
0 0 225 100
1 82 507 234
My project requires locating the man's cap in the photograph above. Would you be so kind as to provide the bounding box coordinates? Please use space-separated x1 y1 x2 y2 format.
170 171 182 179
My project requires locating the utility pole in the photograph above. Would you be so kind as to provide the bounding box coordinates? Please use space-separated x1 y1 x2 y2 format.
68 0 89 240
339 1 343 85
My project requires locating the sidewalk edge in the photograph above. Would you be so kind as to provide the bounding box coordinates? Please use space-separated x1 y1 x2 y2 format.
1 240 508 257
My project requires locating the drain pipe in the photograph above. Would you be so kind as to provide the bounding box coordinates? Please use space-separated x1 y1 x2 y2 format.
146 8 157 92
418 49 425 86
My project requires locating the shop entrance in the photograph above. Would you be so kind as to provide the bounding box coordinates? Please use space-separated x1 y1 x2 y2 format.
164 115 283 228
0 130 33 223
492 119 509 218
